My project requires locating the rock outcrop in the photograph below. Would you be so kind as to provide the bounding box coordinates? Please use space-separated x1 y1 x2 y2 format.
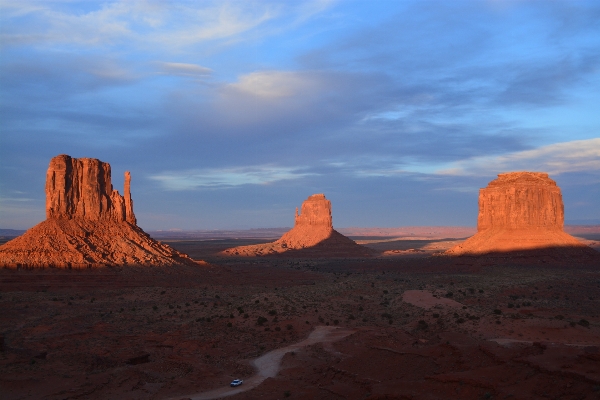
221 194 371 257
446 172 595 256
0 155 196 268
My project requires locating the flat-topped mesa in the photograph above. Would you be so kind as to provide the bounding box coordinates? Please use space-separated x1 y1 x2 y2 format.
477 172 563 231
45 154 136 224
445 171 596 257
294 193 333 228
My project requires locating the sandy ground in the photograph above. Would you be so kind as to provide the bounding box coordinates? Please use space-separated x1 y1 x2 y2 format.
178 326 355 400
1 236 599 399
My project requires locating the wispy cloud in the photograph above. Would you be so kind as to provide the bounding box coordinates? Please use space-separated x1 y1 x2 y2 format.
149 165 316 190
156 62 213 77
438 138 600 176
0 1 334 50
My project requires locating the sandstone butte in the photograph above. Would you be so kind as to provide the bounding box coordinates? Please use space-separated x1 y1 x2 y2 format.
445 172 596 256
221 194 372 257
0 154 196 268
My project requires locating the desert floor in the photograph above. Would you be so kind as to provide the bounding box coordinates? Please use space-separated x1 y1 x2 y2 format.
1 233 599 399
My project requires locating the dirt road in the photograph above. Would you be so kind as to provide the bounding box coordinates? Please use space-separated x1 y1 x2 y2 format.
171 325 356 400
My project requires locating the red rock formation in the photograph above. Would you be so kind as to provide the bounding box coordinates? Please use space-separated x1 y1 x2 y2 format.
1 155 196 268
446 172 593 255
477 172 563 231
221 194 371 257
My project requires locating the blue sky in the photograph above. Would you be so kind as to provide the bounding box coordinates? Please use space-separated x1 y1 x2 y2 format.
1 0 599 230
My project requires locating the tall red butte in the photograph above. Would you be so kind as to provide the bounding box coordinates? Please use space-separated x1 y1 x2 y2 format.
221 194 371 257
0 155 195 268
446 172 594 255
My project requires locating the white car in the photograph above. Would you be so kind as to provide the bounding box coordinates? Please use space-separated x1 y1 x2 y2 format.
230 379 243 387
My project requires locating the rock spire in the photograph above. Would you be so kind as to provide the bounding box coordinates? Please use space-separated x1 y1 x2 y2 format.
45 154 136 223
0 155 195 268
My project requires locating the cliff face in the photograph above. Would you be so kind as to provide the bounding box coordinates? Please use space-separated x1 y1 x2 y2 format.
477 172 563 231
1 154 194 268
294 194 332 228
446 172 590 256
45 154 136 224
222 194 371 257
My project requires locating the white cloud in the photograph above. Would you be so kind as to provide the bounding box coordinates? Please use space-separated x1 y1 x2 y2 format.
0 1 334 50
228 71 320 98
149 165 315 190
157 62 212 77
437 138 600 176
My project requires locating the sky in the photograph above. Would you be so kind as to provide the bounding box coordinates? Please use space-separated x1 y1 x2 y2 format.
1 0 599 230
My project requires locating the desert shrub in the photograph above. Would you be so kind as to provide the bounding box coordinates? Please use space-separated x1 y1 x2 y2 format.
348 314 356 320
275 326 281 331
362 318 367 322
318 316 324 323
287 324 293 330
227 322 232 327
230 314 234 318
160 291 166 295
243 313 249 319
433 313 440 318
237 307 244 314
359 296 363 300
388 319 392 324
257 316 268 326
383 290 388 294
445 292 453 298
418 320 428 329
152 305 158 311
215 295 220 299
359 306 364 311
206 317 211 322
456 318 465 324
468 288 475 294
507 303 514 308
255 300 260 304
333 320 339 325
479 289 484 293
185 303 190 307
578 319 590 327
381 313 392 319
325 322 329 326
284 390 291 397
305 321 309 324
493 309 502 315
268 309 277 316
555 315 564 320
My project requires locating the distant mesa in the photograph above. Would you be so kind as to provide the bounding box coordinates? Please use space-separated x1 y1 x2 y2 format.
221 194 372 257
445 172 598 257
0 154 197 268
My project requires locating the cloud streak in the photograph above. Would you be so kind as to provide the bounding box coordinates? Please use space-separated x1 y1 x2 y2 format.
438 138 600 176
149 165 316 190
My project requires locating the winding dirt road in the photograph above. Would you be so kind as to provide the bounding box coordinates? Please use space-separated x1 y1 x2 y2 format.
170 325 356 400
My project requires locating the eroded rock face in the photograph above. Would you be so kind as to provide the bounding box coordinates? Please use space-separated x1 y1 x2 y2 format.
477 172 563 231
294 194 332 228
45 154 136 223
446 172 591 256
222 194 371 257
0 154 195 268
